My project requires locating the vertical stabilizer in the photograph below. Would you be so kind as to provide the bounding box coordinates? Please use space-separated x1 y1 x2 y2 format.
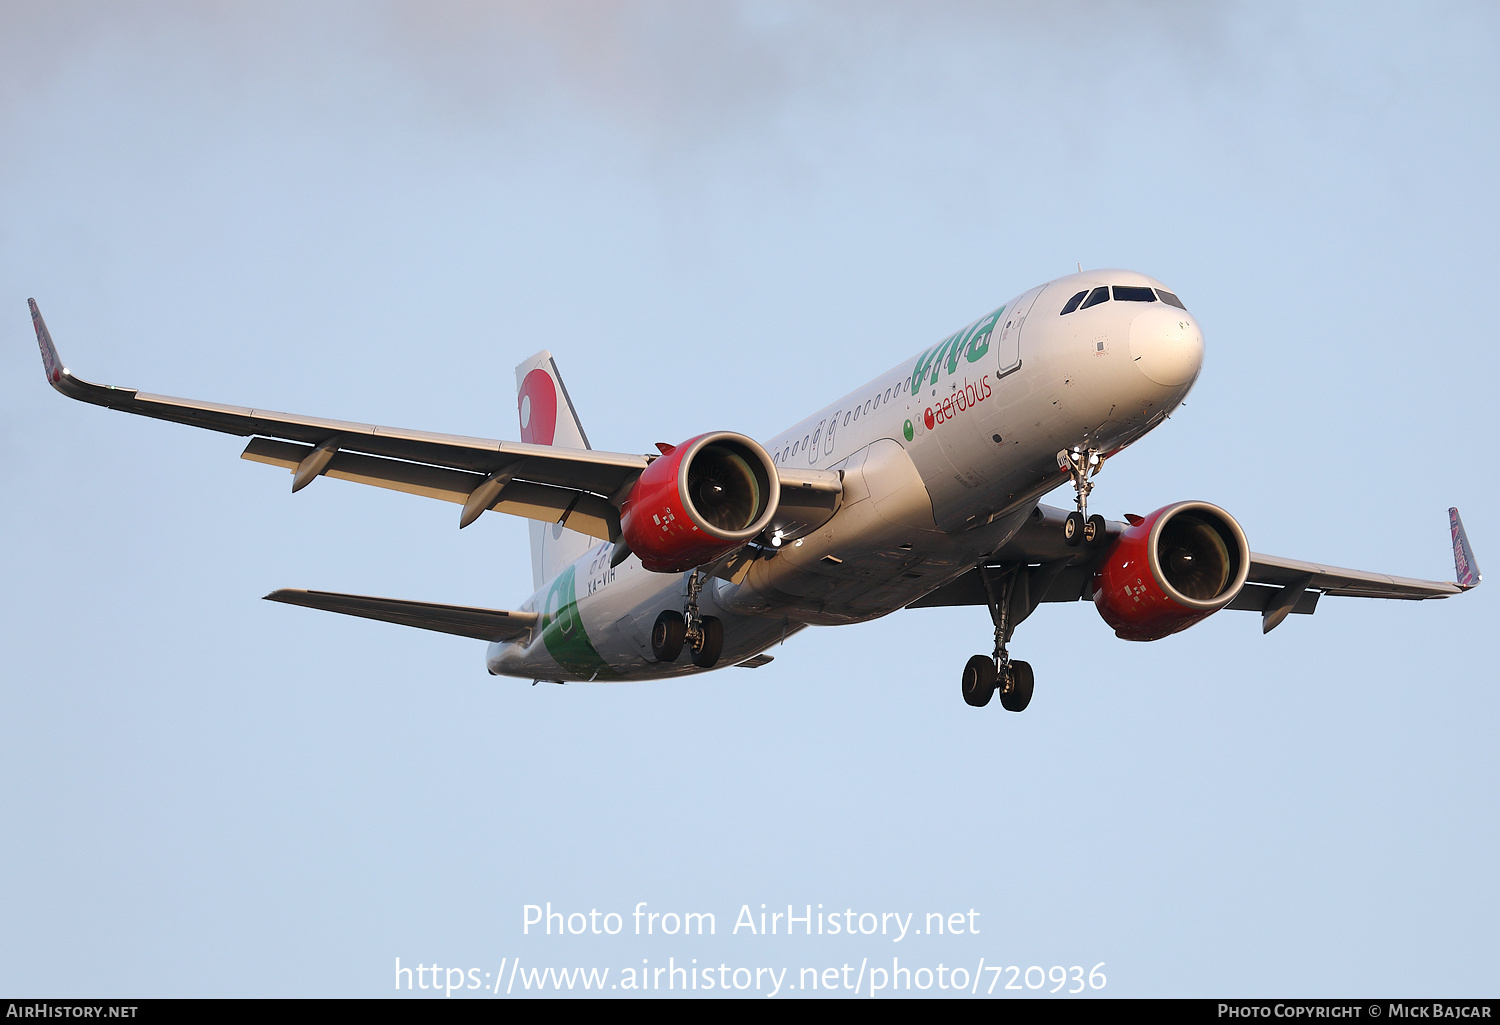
516 351 596 589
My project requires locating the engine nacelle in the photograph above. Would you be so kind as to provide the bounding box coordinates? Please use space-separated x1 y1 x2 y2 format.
1093 501 1250 641
619 432 779 573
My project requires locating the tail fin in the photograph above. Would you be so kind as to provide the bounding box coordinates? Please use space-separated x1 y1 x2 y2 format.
515 351 596 589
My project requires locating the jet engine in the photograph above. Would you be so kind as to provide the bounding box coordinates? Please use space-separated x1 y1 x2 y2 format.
619 432 780 573
1093 501 1250 641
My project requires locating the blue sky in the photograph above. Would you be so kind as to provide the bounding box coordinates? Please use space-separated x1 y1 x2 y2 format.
2 1 1496 997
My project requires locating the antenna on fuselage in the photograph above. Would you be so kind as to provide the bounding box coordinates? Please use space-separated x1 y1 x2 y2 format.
1077 262 1083 273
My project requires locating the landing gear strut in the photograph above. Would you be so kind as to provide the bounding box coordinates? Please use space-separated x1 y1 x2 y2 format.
1058 447 1108 548
652 569 722 668
958 565 1034 712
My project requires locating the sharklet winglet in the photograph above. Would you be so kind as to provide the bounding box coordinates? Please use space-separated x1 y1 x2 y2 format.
28 300 143 408
29 299 67 388
1449 507 1481 590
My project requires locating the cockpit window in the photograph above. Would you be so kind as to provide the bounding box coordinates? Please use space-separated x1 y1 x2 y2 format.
1156 289 1186 309
1060 290 1088 315
1079 286 1110 310
1113 285 1157 302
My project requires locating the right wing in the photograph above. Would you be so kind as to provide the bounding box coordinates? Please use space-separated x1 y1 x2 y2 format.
31 300 841 543
911 503 1478 634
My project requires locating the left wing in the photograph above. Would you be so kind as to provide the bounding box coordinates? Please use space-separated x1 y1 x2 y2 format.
32 300 643 541
31 300 843 543
911 503 1478 633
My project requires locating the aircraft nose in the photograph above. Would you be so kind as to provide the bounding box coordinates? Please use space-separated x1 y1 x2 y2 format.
1128 305 1204 388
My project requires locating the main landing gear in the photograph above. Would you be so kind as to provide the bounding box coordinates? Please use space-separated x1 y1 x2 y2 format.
962 447 1111 710
1058 446 1108 549
651 569 723 669
960 565 1035 712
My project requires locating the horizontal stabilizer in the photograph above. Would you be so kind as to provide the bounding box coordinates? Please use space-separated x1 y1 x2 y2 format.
264 589 537 643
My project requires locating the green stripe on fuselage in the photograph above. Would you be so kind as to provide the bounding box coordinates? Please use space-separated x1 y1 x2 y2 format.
964 307 1002 362
910 344 941 396
539 566 616 678
910 305 1005 394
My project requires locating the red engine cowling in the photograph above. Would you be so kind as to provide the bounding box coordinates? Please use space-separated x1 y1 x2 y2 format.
619 432 780 573
1093 501 1250 641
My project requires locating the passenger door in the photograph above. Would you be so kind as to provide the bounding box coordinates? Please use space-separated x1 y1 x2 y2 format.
995 285 1044 374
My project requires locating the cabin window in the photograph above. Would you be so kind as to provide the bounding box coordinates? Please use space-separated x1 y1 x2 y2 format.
1060 290 1088 315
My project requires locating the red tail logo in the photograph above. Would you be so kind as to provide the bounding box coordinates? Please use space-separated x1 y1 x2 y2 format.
518 368 558 446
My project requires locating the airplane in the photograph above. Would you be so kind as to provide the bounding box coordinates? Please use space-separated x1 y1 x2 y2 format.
28 268 1481 712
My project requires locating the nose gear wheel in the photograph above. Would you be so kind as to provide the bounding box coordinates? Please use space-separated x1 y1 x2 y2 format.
1058 447 1107 547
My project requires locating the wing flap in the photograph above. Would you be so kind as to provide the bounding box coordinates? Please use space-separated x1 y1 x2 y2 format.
242 439 621 541
126 387 649 489
767 466 844 539
264 588 537 642
776 467 842 494
1247 553 1463 600
1224 582 1321 615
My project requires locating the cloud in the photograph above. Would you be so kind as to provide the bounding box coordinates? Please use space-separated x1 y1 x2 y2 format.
372 1 1231 142
0 1 1231 147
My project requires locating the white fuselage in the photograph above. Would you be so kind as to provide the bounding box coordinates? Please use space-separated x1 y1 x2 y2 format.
487 269 1204 681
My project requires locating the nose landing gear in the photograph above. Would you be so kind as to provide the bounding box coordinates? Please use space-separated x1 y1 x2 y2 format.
959 565 1035 712
1059 447 1108 548
651 569 723 668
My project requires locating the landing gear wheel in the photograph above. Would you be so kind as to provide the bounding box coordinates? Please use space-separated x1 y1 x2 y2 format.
961 655 996 707
689 616 723 668
999 660 1034 712
651 610 685 663
1064 511 1085 547
1084 514 1107 548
